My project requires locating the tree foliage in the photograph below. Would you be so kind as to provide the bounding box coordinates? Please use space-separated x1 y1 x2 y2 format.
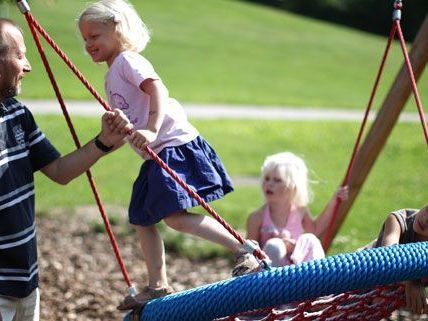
244 0 428 40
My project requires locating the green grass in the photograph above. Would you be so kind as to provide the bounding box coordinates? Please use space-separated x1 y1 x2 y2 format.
34 115 428 256
4 0 428 260
2 0 427 109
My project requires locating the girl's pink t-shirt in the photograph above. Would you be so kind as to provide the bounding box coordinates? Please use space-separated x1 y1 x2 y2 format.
105 51 198 159
259 205 304 246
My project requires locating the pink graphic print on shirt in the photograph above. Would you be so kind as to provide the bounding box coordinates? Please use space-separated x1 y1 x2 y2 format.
111 93 139 125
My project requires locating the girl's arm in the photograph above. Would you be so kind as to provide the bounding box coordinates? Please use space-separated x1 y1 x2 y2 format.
140 78 167 134
301 207 317 234
303 186 349 237
128 79 168 150
246 208 263 243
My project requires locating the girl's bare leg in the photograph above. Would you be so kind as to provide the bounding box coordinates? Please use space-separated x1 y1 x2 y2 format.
134 224 168 289
163 210 241 252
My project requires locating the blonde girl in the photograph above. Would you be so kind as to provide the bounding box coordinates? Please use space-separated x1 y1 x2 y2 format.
246 152 348 266
78 0 258 310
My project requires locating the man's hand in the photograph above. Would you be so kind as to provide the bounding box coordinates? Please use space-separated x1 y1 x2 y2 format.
99 108 133 147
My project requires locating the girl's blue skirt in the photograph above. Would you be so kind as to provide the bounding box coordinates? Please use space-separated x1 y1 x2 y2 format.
128 136 234 226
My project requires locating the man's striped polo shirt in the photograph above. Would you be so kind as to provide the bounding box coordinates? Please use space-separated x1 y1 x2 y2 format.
0 98 60 298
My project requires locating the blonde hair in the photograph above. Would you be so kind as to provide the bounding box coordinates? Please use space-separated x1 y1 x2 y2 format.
78 0 150 53
261 152 311 207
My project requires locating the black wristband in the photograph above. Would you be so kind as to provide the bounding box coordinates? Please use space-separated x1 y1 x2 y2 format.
94 134 113 153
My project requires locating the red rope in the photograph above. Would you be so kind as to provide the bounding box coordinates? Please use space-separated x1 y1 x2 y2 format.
23 13 133 288
323 3 428 251
22 12 266 260
322 21 398 251
395 20 428 146
216 284 405 321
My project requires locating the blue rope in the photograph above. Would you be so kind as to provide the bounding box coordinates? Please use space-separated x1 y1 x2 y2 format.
124 242 428 321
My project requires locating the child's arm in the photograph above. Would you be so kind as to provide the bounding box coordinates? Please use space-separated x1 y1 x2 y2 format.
379 214 401 246
381 214 428 314
405 280 428 314
303 186 349 237
301 207 316 234
129 78 168 150
246 208 263 243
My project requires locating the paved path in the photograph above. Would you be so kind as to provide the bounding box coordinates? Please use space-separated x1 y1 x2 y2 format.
25 100 426 186
24 99 426 123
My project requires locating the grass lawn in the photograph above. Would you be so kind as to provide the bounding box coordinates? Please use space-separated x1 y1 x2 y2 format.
2 0 426 260
34 115 428 257
2 0 427 109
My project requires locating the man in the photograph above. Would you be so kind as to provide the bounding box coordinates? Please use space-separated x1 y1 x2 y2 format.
0 18 132 321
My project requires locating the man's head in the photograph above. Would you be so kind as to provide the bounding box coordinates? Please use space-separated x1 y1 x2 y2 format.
0 18 31 101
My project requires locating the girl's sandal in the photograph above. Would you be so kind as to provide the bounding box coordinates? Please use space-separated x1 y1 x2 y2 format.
117 286 175 311
232 240 262 277
232 252 261 277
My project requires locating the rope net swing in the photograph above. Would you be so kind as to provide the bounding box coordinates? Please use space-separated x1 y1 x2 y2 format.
14 0 428 320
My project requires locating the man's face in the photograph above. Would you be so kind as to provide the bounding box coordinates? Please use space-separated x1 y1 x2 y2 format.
0 24 31 101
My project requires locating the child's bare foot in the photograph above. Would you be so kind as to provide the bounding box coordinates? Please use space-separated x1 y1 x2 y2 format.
117 286 175 310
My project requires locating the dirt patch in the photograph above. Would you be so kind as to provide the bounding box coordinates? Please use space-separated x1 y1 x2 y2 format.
37 206 231 321
36 206 425 321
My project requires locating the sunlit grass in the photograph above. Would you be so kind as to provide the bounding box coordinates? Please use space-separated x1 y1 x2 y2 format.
34 115 428 256
2 0 426 109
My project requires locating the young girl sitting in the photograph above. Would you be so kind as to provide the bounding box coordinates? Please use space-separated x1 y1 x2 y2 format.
246 152 348 267
372 205 428 315
78 0 259 310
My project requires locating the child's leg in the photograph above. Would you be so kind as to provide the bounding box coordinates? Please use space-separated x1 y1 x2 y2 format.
163 210 241 252
164 210 262 277
290 233 325 264
262 238 288 267
134 224 168 289
117 224 174 310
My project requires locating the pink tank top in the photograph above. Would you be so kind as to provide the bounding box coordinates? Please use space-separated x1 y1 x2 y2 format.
259 205 304 247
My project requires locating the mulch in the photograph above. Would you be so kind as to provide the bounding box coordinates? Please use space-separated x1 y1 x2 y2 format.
37 205 231 321
36 206 426 321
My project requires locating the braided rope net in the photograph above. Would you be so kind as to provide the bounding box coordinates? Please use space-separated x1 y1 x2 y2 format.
127 242 428 321
214 285 404 321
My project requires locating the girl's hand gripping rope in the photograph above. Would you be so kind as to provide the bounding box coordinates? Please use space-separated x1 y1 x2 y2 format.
101 108 134 148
